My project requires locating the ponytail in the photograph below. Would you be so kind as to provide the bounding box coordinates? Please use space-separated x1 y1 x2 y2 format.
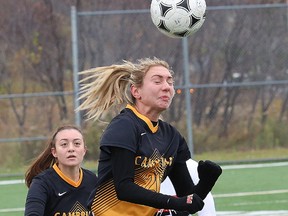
77 57 171 121
77 62 136 121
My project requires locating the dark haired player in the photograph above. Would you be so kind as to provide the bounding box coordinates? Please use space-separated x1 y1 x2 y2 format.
25 125 98 216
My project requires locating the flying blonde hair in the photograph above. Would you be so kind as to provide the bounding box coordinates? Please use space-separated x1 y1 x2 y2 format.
77 57 172 121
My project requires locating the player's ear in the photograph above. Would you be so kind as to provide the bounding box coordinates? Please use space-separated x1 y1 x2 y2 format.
51 147 57 158
83 145 87 156
131 85 141 99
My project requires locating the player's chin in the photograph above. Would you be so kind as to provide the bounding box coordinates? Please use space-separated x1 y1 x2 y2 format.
160 101 172 108
66 158 80 165
158 104 170 111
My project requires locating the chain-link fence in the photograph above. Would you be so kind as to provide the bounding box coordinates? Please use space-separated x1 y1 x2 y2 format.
0 2 288 166
72 2 288 156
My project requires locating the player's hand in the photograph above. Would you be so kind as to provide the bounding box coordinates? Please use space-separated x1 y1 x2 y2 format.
167 193 204 214
198 160 222 182
196 160 222 199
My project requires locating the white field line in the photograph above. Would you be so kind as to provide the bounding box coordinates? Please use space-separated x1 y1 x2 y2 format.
214 189 288 198
221 161 288 170
0 208 24 213
0 179 24 185
217 210 288 216
226 199 288 207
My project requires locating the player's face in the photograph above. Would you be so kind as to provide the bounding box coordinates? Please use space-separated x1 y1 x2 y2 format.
135 65 175 113
51 129 86 169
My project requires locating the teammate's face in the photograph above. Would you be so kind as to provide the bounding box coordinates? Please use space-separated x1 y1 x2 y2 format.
133 65 175 113
51 129 86 169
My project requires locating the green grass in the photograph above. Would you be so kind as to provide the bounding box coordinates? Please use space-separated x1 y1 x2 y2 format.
0 183 27 216
212 163 288 211
194 147 288 163
1 161 287 215
1 147 288 175
0 184 27 208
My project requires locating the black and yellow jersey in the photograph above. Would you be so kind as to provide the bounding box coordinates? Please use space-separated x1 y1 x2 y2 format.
89 105 191 216
25 164 97 216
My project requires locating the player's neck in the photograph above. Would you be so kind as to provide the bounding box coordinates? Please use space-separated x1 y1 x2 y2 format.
58 164 81 182
133 104 161 122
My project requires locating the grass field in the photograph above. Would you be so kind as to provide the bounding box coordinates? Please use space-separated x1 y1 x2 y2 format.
0 161 288 216
213 162 288 213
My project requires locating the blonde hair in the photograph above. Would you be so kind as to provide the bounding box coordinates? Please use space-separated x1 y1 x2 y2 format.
77 57 172 121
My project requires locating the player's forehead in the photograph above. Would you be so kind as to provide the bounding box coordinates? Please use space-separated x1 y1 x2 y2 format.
145 65 173 79
55 129 83 141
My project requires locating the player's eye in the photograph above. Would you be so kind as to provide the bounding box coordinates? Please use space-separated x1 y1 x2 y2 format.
167 79 174 86
153 79 161 84
74 142 81 146
154 78 161 82
60 142 68 147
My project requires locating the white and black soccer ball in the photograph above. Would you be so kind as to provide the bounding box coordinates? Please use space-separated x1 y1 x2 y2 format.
150 0 206 38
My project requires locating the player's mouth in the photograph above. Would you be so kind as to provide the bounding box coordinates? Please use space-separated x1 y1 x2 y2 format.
67 155 76 159
160 96 170 102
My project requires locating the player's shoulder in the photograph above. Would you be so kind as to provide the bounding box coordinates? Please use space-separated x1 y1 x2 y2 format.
158 119 182 136
81 168 98 188
82 168 97 180
110 108 137 126
35 167 55 179
31 167 58 188
104 108 140 136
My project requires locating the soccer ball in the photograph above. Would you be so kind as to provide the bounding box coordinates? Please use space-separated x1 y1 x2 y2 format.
150 0 206 38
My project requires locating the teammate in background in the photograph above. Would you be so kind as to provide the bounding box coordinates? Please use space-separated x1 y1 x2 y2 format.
156 159 217 216
24 125 98 216
77 57 222 216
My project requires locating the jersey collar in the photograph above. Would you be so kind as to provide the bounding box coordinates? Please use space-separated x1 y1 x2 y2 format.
53 163 83 187
126 104 159 133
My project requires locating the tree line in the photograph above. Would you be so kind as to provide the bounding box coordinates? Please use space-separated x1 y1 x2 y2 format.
0 0 287 162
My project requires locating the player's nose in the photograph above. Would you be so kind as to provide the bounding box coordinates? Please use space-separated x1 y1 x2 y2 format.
68 143 75 152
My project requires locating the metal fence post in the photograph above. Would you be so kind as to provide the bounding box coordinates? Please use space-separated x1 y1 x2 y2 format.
71 6 81 127
182 37 194 157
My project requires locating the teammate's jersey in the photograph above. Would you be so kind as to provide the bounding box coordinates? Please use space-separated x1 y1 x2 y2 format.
25 164 97 216
90 104 190 216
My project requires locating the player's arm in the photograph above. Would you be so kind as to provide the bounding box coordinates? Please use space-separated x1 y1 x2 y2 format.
110 147 204 214
166 139 196 197
173 133 222 200
169 159 222 200
24 178 48 216
168 161 196 197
